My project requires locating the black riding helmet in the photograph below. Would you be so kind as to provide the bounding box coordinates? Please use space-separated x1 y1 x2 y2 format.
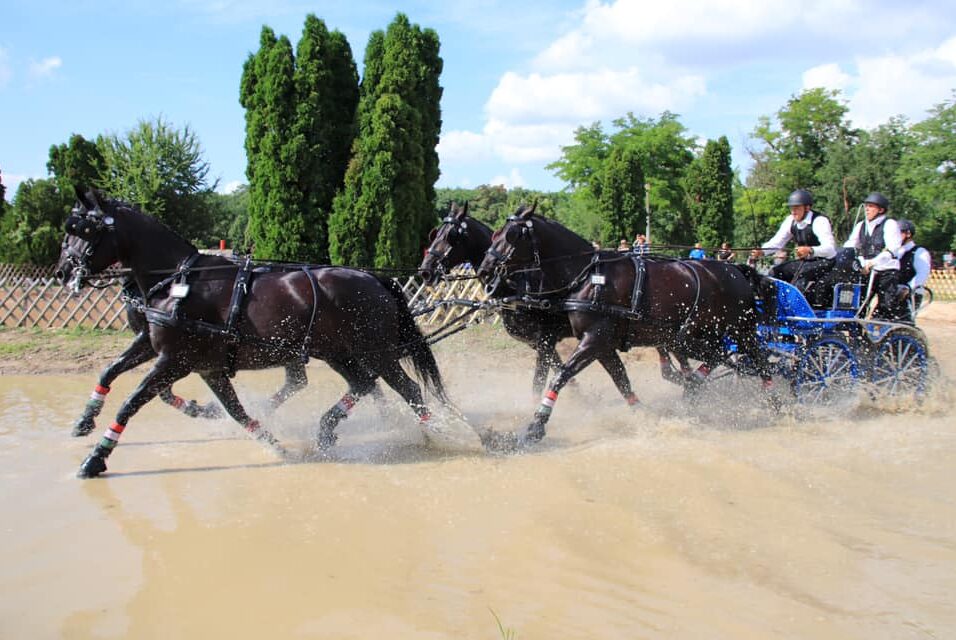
898 219 916 236
787 189 814 207
864 192 890 211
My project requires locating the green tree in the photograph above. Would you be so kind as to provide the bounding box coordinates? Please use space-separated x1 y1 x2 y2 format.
47 134 104 197
240 33 304 260
685 136 734 248
747 88 857 226
898 94 956 250
0 179 72 264
97 116 216 245
598 145 645 244
329 13 442 269
293 15 359 262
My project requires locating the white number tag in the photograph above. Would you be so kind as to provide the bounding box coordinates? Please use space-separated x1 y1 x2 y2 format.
590 274 606 285
170 283 190 298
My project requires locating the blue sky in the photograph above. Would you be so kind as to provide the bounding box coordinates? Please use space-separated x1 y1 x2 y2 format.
2 0 955 200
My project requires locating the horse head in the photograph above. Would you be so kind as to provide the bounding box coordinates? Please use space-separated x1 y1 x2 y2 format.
56 189 119 293
419 202 493 285
476 203 538 295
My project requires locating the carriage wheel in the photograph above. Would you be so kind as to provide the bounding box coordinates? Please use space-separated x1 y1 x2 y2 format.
868 330 928 398
793 338 860 405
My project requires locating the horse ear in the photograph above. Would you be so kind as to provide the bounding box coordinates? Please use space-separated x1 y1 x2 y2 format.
74 187 93 211
455 202 468 221
462 201 469 217
519 204 535 220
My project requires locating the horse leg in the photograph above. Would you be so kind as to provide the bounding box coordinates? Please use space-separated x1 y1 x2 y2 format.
513 331 608 448
157 387 224 420
375 359 431 424
268 361 309 410
77 357 191 478
597 351 639 407
656 347 692 386
72 330 156 437
316 359 378 450
531 334 560 399
198 371 283 450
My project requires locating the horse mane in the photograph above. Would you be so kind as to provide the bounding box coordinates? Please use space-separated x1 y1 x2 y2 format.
100 196 199 254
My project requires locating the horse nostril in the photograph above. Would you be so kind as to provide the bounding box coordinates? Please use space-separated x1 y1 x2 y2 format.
54 269 65 282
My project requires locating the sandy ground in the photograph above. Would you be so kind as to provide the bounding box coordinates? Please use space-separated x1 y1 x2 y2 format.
0 304 953 639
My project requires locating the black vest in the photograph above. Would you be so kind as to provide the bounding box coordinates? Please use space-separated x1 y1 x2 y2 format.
860 219 886 259
898 245 924 284
790 212 827 246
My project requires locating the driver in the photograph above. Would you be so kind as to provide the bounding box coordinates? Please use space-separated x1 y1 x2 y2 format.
750 189 836 305
897 219 931 321
842 192 904 321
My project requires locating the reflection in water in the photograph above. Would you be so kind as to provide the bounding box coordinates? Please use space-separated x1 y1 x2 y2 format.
0 305 954 639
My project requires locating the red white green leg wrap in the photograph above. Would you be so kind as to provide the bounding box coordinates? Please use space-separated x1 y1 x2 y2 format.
97 421 126 452
328 393 358 422
694 363 711 380
624 392 639 406
85 384 110 415
535 389 559 419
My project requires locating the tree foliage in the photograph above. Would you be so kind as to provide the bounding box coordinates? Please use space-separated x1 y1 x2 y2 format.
329 13 443 269
97 116 216 245
598 146 645 244
47 134 104 197
685 136 734 248
0 179 72 264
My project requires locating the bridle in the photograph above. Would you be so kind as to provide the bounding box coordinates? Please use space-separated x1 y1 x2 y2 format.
61 206 117 293
424 215 469 279
483 215 542 295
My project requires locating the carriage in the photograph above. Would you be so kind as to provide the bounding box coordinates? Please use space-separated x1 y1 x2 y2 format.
726 275 931 405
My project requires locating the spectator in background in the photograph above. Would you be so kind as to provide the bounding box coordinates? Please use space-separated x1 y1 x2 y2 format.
688 242 706 259
633 233 649 256
716 241 736 262
617 239 631 252
944 249 955 270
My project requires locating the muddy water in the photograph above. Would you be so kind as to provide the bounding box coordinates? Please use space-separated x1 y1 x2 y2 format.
1 306 955 639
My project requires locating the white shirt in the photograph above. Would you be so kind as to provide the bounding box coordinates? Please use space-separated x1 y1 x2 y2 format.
760 211 836 259
899 241 932 289
843 215 902 271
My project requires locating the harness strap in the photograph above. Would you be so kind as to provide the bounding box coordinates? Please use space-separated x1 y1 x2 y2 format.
629 255 647 317
299 267 320 363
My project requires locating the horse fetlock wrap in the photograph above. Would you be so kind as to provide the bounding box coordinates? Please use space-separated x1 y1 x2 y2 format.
59 190 448 477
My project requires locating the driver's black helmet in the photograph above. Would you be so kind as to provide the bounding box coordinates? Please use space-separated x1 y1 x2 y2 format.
787 189 814 207
898 219 916 236
864 192 890 210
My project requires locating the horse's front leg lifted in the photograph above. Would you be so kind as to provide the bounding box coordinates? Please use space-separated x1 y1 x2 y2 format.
78 358 188 478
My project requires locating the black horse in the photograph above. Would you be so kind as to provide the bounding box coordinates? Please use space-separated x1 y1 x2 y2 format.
420 203 702 395
476 205 773 448
67 279 320 437
419 202 576 398
57 190 448 477
68 290 227 437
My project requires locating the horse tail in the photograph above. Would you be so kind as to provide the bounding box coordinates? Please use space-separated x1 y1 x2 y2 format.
377 276 449 404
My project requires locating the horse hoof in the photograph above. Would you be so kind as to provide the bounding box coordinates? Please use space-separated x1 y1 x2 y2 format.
316 429 338 451
72 418 96 437
480 429 519 453
519 422 546 446
77 453 107 478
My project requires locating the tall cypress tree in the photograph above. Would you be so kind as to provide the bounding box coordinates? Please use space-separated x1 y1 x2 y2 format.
685 136 734 248
294 15 358 263
242 34 304 260
598 146 645 244
328 13 442 269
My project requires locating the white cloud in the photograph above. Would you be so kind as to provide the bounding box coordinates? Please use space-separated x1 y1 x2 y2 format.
802 37 956 128
488 168 525 189
217 180 244 194
0 47 11 88
438 130 493 162
28 56 62 80
802 63 852 92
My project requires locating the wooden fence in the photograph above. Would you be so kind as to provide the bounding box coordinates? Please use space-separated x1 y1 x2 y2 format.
1 262 953 330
